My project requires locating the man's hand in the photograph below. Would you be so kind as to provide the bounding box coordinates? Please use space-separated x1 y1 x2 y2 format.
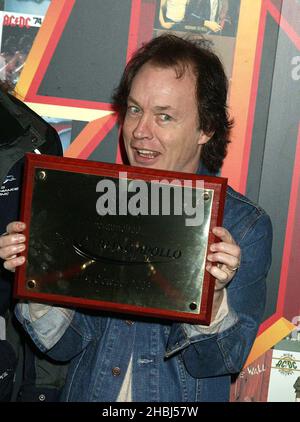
0 221 53 321
160 20 175 29
0 222 26 271
204 20 222 32
206 227 241 320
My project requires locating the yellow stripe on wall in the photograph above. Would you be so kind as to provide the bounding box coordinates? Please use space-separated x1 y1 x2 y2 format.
244 317 296 368
24 102 113 122
221 0 262 191
15 0 67 99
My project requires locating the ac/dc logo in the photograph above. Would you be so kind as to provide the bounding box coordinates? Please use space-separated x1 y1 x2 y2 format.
275 354 298 376
3 14 42 28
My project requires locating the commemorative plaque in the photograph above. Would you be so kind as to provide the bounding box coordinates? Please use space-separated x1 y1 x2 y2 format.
15 153 227 324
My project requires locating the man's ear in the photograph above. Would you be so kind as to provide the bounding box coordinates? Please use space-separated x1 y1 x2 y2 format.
197 130 214 145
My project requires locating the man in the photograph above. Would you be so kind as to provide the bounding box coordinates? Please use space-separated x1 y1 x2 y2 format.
294 376 300 402
0 34 272 402
184 0 228 32
158 0 227 33
0 81 68 401
159 0 189 29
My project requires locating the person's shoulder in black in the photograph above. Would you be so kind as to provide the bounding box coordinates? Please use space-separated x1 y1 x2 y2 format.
5 92 63 157
0 84 66 402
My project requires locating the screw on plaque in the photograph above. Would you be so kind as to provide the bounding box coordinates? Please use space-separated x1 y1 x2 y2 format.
189 302 197 310
27 280 37 289
37 170 47 181
203 192 210 201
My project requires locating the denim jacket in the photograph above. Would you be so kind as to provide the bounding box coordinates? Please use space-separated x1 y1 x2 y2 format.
16 186 272 402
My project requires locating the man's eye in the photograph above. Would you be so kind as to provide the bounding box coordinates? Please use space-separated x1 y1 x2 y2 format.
127 105 140 114
159 114 172 122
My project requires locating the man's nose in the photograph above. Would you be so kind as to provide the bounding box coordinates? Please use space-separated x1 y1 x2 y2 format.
132 114 153 140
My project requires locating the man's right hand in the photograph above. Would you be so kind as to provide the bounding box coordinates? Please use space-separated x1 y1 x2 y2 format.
0 222 26 271
204 20 222 32
0 221 53 320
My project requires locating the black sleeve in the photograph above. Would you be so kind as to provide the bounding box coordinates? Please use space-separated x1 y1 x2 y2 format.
8 94 63 157
0 340 17 401
39 123 63 157
0 96 63 316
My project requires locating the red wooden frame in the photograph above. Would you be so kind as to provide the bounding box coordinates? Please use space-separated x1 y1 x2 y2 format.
15 153 227 324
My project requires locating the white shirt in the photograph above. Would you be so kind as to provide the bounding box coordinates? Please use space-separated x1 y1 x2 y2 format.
210 0 219 22
166 0 188 22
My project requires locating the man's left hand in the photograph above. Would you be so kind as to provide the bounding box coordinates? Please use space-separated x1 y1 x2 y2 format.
206 227 241 321
206 226 241 289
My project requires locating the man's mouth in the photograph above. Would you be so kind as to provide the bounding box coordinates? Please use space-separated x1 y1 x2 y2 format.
135 148 160 159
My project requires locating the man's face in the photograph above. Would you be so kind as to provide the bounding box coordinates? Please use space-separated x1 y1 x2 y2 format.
122 63 210 174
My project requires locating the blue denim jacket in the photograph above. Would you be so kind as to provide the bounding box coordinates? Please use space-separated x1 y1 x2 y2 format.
16 186 272 402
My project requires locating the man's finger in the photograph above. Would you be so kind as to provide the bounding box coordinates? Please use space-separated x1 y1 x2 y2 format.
210 241 240 257
212 226 236 244
0 243 26 260
0 233 26 249
207 251 240 269
6 221 26 234
3 255 25 271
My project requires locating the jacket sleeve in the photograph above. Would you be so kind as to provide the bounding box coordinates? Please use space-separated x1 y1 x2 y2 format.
39 123 63 157
166 212 272 378
15 304 101 362
24 103 63 158
8 93 63 157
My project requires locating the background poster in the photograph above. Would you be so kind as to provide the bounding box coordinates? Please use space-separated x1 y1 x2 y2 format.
231 324 300 402
0 11 43 86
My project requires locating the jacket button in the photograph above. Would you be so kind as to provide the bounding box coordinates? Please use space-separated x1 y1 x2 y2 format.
125 320 134 325
112 367 121 376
